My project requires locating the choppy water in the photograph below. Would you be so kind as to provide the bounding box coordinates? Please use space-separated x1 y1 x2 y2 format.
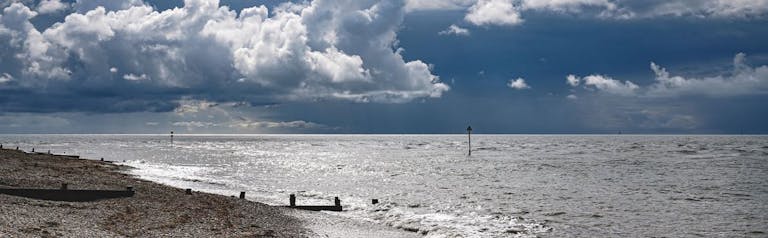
2 134 767 237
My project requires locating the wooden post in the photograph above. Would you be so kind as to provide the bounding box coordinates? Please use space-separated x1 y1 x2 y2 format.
61 183 68 190
185 188 192 195
466 126 473 156
47 150 50 154
289 194 296 207
32 148 35 152
372 199 379 205
239 192 245 199
170 131 174 144
334 197 341 207
100 158 104 161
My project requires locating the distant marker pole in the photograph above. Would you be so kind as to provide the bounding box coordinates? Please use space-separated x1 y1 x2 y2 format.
170 131 174 144
466 126 473 156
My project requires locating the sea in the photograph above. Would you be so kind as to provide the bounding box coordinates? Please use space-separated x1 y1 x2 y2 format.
2 134 767 237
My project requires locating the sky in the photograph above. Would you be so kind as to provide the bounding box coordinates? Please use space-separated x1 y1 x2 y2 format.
0 0 767 134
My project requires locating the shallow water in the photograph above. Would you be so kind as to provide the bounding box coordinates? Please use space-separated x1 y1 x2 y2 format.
3 135 767 237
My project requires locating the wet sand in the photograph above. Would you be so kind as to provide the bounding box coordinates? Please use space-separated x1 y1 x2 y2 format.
0 148 418 238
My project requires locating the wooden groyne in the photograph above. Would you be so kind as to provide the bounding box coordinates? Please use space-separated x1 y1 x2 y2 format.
282 194 343 212
0 145 82 159
0 184 135 202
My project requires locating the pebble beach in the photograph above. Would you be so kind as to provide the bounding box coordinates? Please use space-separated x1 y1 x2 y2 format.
0 148 418 238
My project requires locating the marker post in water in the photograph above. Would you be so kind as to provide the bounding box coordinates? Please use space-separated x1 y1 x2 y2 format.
467 126 473 156
170 131 174 144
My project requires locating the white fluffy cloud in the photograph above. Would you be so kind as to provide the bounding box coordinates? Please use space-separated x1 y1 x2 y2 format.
568 53 768 97
0 0 449 113
507 78 530 90
567 74 639 95
438 24 470 36
37 0 68 14
566 74 580 86
465 0 523 26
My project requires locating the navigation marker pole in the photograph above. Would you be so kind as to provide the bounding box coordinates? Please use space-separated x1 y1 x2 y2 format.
170 131 174 144
467 126 473 156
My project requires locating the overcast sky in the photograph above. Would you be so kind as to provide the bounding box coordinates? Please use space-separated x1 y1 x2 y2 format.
1 0 767 134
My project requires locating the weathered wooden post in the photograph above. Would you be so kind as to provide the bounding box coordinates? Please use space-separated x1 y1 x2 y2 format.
1 144 3 149
100 158 104 161
185 188 192 195
289 194 296 207
372 199 379 205
61 183 68 190
466 126 473 156
334 197 341 207
239 192 246 199
32 148 35 152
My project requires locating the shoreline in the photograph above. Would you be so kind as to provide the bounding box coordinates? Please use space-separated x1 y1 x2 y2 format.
0 148 418 237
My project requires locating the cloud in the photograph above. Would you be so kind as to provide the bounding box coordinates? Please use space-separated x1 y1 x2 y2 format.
172 119 323 130
166 99 328 132
646 53 768 97
72 0 144 13
122 73 148 81
37 0 68 14
568 53 768 98
417 0 768 27
172 121 217 128
465 0 523 26
438 24 470 36
635 0 768 18
229 119 323 129
171 119 324 131
521 0 617 12
507 78 530 90
405 0 475 11
566 74 580 86
173 100 220 114
0 73 11 83
566 74 639 96
0 0 449 114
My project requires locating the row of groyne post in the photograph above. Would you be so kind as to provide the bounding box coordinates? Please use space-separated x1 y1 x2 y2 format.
0 144 79 158
181 189 386 212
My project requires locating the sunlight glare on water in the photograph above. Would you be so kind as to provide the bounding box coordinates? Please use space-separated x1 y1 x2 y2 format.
3 134 767 237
